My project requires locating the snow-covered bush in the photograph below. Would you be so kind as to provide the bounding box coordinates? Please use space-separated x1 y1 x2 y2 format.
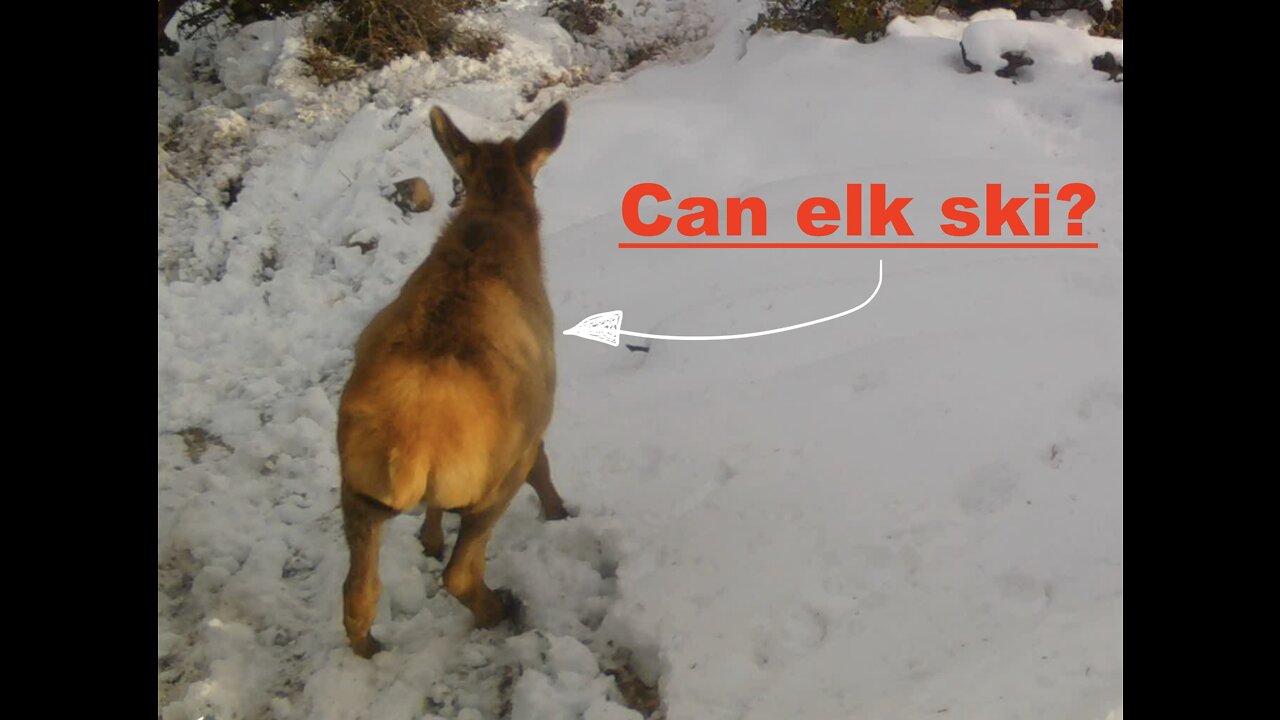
958 16 1123 78
751 0 1122 43
548 0 623 37
163 0 506 83
167 0 315 49
750 0 909 43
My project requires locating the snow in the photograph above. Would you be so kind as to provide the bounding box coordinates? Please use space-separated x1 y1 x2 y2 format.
890 12 1121 78
888 8 1019 41
959 18 1123 76
159 3 1122 720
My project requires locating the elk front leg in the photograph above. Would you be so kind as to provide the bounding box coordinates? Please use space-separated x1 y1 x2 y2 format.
342 489 394 658
526 443 570 521
419 507 445 560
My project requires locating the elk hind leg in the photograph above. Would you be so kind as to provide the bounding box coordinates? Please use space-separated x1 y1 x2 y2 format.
526 442 571 521
444 458 532 627
419 507 445 560
342 488 397 658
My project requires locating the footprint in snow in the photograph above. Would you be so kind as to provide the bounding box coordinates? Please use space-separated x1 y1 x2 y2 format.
956 462 1019 516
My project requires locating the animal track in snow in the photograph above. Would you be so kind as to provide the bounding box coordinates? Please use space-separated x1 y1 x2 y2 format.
957 463 1019 516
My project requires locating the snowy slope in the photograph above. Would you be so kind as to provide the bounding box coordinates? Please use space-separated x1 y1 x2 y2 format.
158 5 1122 720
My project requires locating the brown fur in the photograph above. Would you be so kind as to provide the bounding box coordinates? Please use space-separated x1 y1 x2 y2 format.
338 102 571 658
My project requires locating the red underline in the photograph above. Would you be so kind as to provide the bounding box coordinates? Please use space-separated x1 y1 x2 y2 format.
619 242 1098 249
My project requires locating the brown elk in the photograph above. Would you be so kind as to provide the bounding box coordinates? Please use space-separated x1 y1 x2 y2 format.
337 101 572 658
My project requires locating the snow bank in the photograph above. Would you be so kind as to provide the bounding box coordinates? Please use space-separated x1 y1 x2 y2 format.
960 18 1123 77
889 11 1121 80
887 8 1018 41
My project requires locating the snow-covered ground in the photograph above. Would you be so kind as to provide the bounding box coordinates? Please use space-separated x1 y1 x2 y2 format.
158 3 1122 719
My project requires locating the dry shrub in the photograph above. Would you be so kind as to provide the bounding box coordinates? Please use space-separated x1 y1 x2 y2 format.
304 0 501 82
300 44 363 84
450 27 504 60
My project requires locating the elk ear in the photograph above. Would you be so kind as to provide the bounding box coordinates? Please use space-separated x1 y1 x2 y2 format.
516 101 568 179
430 106 475 178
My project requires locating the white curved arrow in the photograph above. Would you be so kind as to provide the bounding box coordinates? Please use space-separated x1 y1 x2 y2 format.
563 259 883 347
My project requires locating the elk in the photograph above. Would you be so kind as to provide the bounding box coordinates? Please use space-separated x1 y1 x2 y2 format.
337 101 572 658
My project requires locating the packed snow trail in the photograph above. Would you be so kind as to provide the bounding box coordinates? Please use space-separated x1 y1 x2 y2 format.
158 5 1122 720
562 259 883 345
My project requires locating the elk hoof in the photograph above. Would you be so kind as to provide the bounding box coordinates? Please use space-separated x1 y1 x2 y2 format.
494 587 525 629
351 634 384 659
543 503 577 522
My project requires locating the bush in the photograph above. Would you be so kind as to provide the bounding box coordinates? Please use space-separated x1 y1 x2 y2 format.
752 0 934 42
161 0 503 83
751 0 839 39
1091 0 1122 38
306 0 498 73
547 0 621 37
173 0 314 42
